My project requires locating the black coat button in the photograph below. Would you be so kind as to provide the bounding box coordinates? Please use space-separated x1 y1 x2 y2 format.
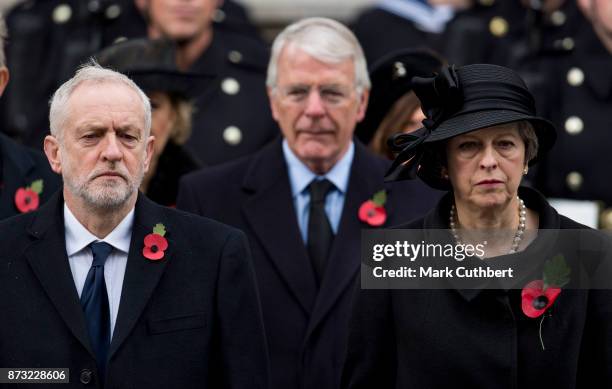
80 369 93 384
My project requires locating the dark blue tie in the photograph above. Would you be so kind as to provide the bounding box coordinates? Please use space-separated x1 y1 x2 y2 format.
81 242 113 379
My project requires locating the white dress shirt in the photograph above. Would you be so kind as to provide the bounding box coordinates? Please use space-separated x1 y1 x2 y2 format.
64 203 133 339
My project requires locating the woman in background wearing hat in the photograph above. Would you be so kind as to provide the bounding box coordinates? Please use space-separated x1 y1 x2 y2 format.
96 38 214 206
355 49 443 160
342 64 612 388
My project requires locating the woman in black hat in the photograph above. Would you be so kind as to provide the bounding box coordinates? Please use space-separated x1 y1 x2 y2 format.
355 49 443 159
96 38 214 206
342 64 612 388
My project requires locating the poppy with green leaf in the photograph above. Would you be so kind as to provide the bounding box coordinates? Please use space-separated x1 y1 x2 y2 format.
143 223 169 261
14 179 44 213
521 254 571 350
358 190 388 226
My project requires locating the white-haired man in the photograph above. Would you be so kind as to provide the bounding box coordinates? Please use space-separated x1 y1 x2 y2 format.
178 17 440 388
0 63 268 388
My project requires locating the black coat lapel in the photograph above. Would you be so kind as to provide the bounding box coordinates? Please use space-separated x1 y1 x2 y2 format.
305 144 382 339
241 142 318 314
24 192 94 357
108 194 172 358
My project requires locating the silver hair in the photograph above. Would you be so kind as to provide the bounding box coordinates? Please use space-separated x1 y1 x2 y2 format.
0 14 7 68
266 17 370 94
49 60 152 141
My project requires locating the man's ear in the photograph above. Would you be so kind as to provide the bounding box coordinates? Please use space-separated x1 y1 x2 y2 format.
267 87 280 122
43 135 63 175
143 135 155 173
355 88 370 123
0 67 9 97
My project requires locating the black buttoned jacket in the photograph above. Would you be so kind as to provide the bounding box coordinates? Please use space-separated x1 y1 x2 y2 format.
185 29 279 166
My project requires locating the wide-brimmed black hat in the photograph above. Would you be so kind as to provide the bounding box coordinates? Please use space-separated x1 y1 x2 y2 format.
95 38 215 98
356 48 444 145
385 63 557 190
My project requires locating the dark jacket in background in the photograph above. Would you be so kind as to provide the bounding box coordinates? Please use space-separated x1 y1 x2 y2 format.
185 28 279 166
0 0 274 167
0 132 61 219
146 141 200 208
0 0 147 146
529 3 612 219
352 6 438 66
441 1 612 225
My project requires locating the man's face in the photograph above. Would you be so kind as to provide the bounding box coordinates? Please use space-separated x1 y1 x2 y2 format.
268 45 369 173
46 81 153 210
138 0 219 42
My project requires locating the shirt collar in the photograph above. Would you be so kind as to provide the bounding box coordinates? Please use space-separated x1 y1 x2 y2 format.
282 139 354 197
64 203 135 256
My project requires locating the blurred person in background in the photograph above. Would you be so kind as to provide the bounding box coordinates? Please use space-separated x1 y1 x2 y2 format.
441 0 612 228
96 38 214 206
0 0 147 146
0 13 60 219
352 0 456 65
526 0 612 228
135 0 278 165
0 0 261 151
355 48 443 159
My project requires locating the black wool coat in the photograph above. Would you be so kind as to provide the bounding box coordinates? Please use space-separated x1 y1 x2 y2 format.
0 192 269 389
177 139 441 389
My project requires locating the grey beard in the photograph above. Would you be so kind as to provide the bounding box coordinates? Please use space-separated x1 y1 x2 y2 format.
63 163 145 211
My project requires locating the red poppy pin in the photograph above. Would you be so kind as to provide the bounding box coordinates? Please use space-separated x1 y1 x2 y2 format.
359 190 387 227
14 179 44 213
143 223 169 261
521 254 570 349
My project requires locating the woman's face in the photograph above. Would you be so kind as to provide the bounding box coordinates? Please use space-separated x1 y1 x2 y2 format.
148 91 177 158
445 125 526 210
402 107 426 134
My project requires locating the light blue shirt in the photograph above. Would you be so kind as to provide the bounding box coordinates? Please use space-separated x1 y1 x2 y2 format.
64 203 133 339
282 139 354 244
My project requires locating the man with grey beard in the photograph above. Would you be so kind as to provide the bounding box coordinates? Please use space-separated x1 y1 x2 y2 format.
0 63 268 389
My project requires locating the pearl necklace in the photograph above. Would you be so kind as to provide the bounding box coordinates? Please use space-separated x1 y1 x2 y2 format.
449 196 527 254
